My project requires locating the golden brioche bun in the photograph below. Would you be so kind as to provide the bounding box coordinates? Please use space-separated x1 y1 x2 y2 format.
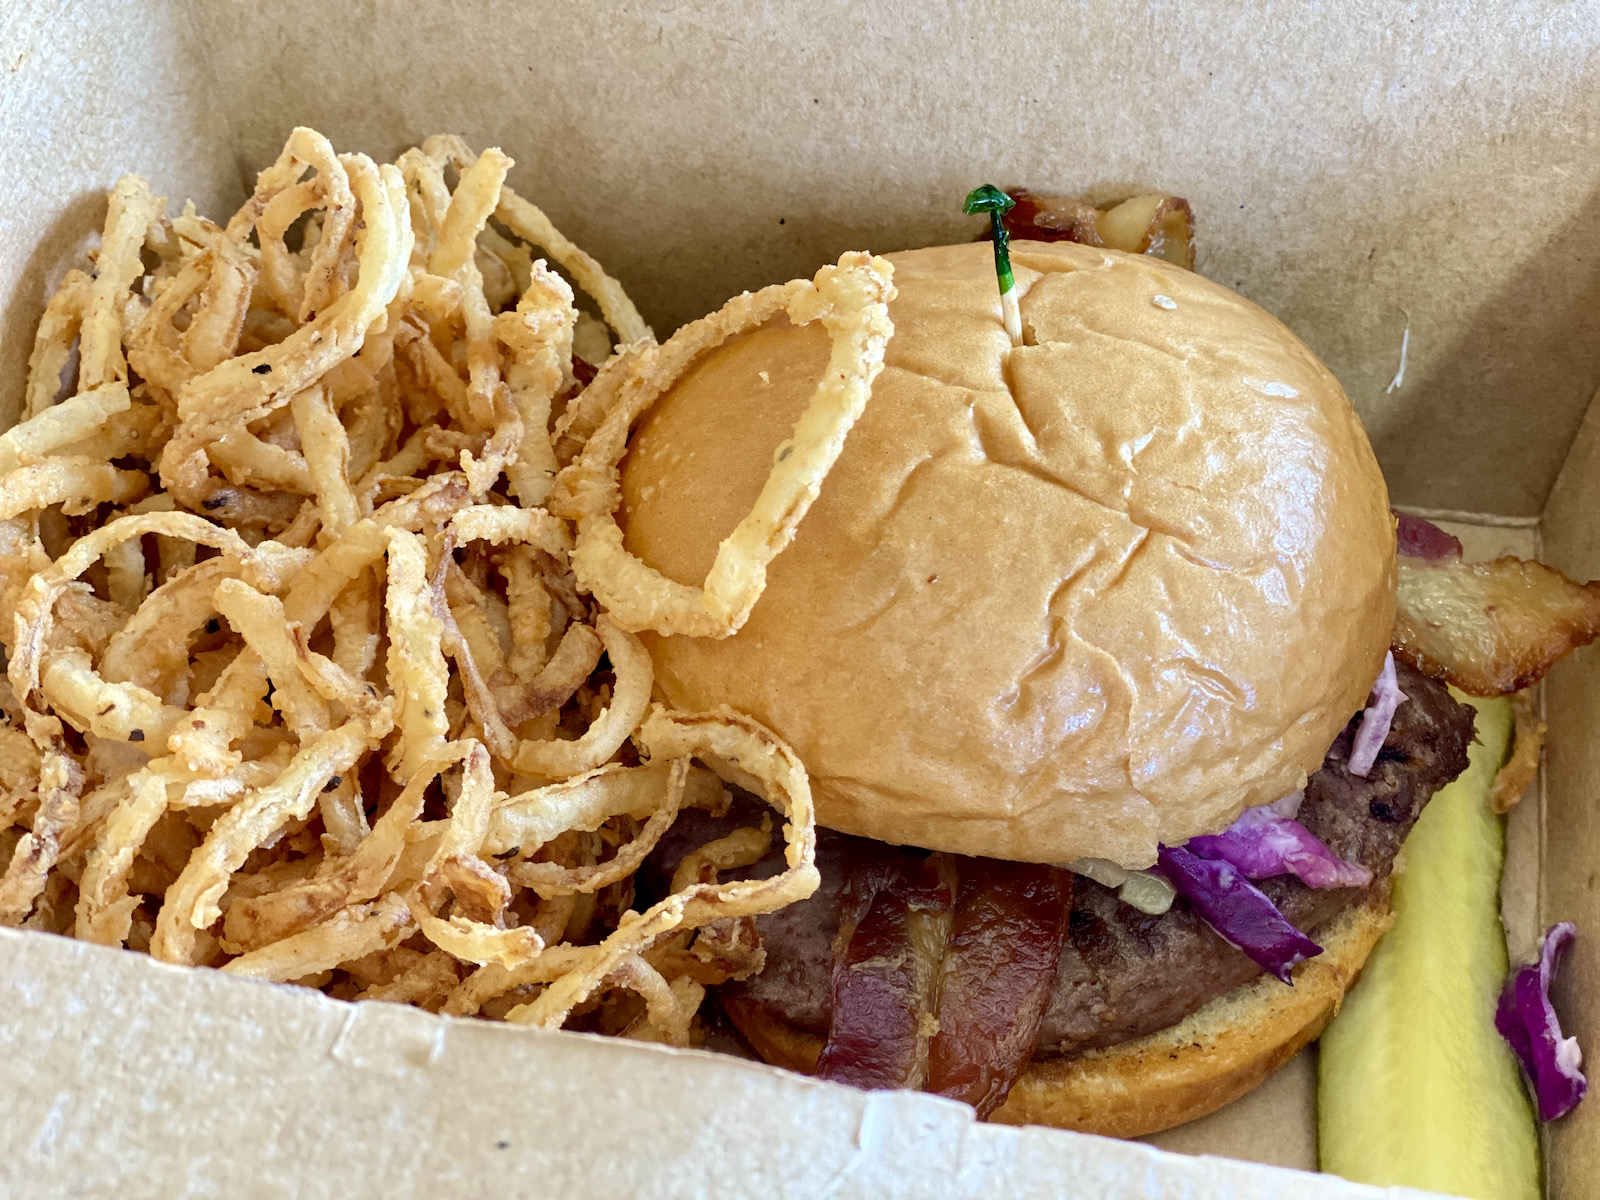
719 889 1392 1138
620 241 1395 866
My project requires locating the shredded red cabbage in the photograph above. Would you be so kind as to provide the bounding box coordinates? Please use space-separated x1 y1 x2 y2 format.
1156 843 1322 983
1187 803 1373 890
1349 651 1407 778
1394 510 1463 561
1496 922 1588 1121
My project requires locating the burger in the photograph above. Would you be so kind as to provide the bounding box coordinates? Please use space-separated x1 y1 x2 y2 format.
620 236 1475 1135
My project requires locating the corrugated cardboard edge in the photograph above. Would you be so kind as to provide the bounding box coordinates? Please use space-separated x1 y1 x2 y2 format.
0 928 1448 1200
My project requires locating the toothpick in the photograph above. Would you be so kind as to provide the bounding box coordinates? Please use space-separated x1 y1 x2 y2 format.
963 184 1022 347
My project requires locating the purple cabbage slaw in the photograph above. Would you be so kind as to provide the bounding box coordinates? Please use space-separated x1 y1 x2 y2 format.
1154 513 1474 989
1496 922 1588 1121
1155 843 1322 983
1349 651 1407 778
1158 788 1375 980
1394 510 1464 561
1186 795 1373 891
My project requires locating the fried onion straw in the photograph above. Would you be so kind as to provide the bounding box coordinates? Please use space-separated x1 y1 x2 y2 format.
0 127 895 1046
553 253 895 637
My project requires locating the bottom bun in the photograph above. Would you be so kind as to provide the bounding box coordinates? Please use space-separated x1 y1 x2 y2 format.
721 888 1392 1138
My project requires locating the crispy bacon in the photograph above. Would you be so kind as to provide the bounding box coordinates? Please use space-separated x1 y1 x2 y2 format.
814 846 1071 1113
1390 512 1600 696
926 858 1071 1117
1000 190 1103 245
1394 555 1600 696
814 851 951 1091
1492 691 1545 814
998 189 1196 270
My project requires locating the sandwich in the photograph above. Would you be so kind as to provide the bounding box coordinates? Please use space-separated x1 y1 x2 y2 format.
620 225 1595 1134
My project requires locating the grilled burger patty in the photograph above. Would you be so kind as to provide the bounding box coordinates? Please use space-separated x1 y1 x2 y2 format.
644 662 1472 1060
1039 661 1471 1055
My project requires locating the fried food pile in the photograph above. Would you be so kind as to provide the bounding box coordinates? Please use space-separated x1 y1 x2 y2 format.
0 128 892 1042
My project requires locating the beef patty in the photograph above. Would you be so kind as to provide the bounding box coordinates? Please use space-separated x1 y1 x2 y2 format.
641 661 1474 1060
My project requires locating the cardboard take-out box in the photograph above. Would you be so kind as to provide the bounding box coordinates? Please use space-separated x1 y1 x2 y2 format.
2 2 1598 1195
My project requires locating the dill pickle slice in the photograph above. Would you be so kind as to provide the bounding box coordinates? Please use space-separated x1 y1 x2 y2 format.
1318 693 1540 1199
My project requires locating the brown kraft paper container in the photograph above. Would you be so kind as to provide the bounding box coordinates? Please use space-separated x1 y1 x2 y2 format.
0 2 1596 1196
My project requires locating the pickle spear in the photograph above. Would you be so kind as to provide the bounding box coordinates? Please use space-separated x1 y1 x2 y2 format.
1318 693 1540 1198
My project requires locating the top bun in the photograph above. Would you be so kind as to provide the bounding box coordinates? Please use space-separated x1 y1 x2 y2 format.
618 241 1395 867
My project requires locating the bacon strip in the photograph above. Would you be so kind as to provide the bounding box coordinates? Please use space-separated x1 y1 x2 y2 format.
814 851 951 1091
1391 511 1600 696
997 189 1197 270
815 845 1071 1113
1394 555 1600 696
926 858 1070 1117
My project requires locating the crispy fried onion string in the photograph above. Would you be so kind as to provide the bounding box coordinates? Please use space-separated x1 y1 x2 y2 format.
221 742 476 952
489 706 819 1029
507 757 689 898
554 252 895 637
160 145 413 502
422 134 652 346
152 721 388 966
0 128 844 1048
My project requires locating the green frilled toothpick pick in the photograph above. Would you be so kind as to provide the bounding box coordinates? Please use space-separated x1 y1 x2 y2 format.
964 184 1022 346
